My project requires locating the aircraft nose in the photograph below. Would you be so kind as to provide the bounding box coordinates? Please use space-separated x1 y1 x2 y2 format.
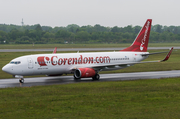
2 64 12 74
2 65 7 72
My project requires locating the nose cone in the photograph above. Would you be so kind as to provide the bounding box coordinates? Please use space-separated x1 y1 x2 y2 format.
2 65 7 72
2 64 12 74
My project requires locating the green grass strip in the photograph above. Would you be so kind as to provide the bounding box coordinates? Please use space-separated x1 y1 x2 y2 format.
0 77 180 118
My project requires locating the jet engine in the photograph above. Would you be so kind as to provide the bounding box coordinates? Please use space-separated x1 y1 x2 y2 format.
74 68 96 79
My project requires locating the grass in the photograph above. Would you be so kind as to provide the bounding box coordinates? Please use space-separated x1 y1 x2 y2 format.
0 49 179 79
0 42 179 49
1 77 180 118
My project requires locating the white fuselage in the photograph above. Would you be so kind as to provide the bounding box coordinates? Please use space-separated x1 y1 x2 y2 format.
2 51 149 76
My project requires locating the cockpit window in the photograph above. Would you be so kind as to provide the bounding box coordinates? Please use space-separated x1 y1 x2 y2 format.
10 61 21 64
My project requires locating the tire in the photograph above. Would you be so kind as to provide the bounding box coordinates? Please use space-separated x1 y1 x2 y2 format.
19 78 24 83
92 74 100 81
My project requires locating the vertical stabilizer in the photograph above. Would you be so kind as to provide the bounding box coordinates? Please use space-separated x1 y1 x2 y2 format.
121 19 152 52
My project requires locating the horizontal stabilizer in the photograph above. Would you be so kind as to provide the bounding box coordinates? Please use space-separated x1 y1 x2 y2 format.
141 50 172 56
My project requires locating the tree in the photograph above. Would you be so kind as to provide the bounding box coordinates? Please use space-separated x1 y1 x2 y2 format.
155 24 162 33
173 27 178 34
35 24 43 31
111 26 120 33
91 32 100 40
1 22 180 44
0 31 8 42
15 36 32 44
55 30 71 39
35 24 43 41
43 32 55 38
93 24 109 32
8 28 22 41
67 24 79 33
123 25 133 33
133 26 141 34
75 31 90 43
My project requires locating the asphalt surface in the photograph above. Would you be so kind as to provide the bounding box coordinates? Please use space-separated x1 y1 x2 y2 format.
0 47 179 52
0 70 180 88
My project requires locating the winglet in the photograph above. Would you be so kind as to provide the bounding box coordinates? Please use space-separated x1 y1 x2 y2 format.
161 47 173 62
53 47 57 54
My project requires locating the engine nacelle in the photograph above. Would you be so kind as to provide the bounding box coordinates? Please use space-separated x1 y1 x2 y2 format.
74 68 96 79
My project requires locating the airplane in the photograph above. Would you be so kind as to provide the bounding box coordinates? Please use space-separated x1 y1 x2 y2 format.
2 19 173 83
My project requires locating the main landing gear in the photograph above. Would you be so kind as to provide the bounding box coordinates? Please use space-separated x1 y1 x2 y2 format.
73 73 100 81
19 78 24 83
92 74 100 81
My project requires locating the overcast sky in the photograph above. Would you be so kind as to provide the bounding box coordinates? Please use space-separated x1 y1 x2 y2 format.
0 0 179 27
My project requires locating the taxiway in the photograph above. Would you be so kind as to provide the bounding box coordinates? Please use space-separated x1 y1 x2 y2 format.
0 70 180 88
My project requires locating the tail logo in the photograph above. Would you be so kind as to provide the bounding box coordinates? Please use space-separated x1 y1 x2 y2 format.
140 21 150 51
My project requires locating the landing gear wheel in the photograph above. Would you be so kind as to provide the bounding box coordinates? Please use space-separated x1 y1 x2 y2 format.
92 74 100 81
19 78 24 83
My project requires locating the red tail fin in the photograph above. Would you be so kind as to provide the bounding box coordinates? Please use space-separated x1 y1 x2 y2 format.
121 19 152 52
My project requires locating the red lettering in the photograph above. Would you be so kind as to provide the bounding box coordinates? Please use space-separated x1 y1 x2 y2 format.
72 58 77 64
38 55 111 66
51 56 58 66
68 58 72 65
63 58 68 65
83 57 88 64
99 56 104 63
88 57 93 64
103 56 110 63
78 55 83 64
96 57 99 63
58 58 63 65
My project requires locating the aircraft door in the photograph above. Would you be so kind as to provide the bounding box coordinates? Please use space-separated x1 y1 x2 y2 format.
27 57 34 69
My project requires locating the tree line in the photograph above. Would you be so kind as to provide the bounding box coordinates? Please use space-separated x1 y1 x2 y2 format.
0 23 180 44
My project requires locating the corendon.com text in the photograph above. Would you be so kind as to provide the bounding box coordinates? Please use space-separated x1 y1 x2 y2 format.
51 55 111 66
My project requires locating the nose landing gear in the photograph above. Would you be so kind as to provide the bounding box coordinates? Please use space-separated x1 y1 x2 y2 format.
19 78 24 83
15 75 24 83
